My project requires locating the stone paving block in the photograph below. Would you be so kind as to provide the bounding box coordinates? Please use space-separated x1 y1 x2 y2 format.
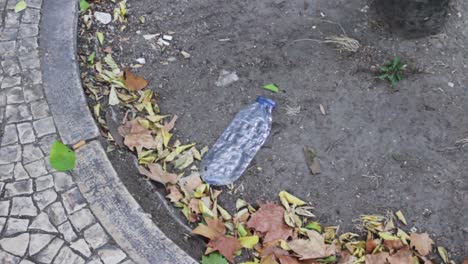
29 212 57 233
0 200 10 216
54 246 85 264
0 218 6 233
18 23 39 38
14 162 30 180
1 76 21 88
34 237 64 263
5 104 32 123
29 233 55 256
0 164 14 180
0 183 4 194
0 28 18 41
97 245 127 264
18 37 39 54
0 40 16 57
33 117 56 137
57 221 77 242
24 158 48 177
17 122 36 144
4 217 29 236
26 0 43 9
22 8 41 24
86 256 104 264
5 86 24 104
120 260 135 264
69 208 95 232
5 11 20 28
22 143 44 163
70 239 92 258
0 233 29 256
5 179 34 197
83 223 110 250
35 174 54 191
33 188 57 210
62 187 87 214
23 68 42 85
19 260 35 264
53 172 74 192
45 202 67 226
1 124 18 146
0 144 22 165
10 196 38 216
0 90 6 106
1 59 21 76
19 51 41 69
0 249 21 263
31 100 50 119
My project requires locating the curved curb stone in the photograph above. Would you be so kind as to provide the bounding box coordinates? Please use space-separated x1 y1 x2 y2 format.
39 0 197 263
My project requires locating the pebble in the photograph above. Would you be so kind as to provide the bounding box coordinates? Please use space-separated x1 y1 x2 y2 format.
215 70 239 87
94 12 112 25
136 58 146 64
447 82 454 88
162 35 173 41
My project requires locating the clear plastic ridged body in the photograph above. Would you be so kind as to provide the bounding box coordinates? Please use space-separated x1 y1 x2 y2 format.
201 97 276 186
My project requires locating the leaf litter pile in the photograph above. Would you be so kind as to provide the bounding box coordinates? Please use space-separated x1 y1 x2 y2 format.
77 1 464 263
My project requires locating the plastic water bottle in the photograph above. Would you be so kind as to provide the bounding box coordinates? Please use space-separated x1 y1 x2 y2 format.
201 97 276 185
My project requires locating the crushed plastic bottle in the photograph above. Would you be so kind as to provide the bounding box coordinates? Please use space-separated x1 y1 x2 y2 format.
201 97 276 185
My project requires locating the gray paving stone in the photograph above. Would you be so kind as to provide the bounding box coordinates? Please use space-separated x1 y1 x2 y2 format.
120 260 135 264
5 104 32 123
97 245 127 264
0 233 29 256
17 122 36 144
5 179 34 197
22 143 44 163
4 12 20 29
23 68 42 85
45 202 67 226
14 162 29 180
5 87 24 104
86 256 104 264
0 28 18 41
0 249 21 263
1 59 21 76
29 212 57 233
0 218 6 233
10 196 37 216
34 238 64 263
0 41 16 57
53 172 74 192
20 259 35 264
0 182 4 193
1 124 18 146
69 208 95 232
1 76 21 88
18 23 39 38
70 239 92 258
57 221 77 242
24 159 48 177
23 84 44 102
54 246 85 264
62 187 87 214
22 8 41 23
18 37 38 54
0 164 15 180
38 134 57 155
31 100 50 119
29 233 55 256
83 223 109 250
0 200 10 216
26 0 43 9
0 144 22 165
19 51 40 69
4 218 29 236
35 174 54 191
0 90 6 106
33 117 56 137
33 188 57 210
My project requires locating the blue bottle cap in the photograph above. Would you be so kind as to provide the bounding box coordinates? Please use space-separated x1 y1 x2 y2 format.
256 96 276 108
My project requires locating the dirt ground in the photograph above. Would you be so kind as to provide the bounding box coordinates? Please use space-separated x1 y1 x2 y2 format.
79 0 467 261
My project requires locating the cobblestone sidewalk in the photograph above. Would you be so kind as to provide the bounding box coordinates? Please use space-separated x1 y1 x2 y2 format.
0 0 133 263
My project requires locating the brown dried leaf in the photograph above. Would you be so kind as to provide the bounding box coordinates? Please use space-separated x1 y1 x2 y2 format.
278 256 300 264
410 233 434 256
338 250 358 264
261 254 280 264
384 239 405 251
365 252 389 264
192 217 225 240
208 236 242 262
178 172 203 198
166 185 183 202
118 119 156 153
366 239 380 253
387 248 413 264
288 230 335 260
163 115 178 132
247 203 293 243
138 163 178 185
303 147 321 174
189 198 201 214
124 68 148 91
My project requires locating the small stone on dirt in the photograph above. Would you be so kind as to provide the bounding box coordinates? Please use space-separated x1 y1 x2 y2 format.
215 70 239 87
447 82 454 88
136 58 146 64
94 12 112 25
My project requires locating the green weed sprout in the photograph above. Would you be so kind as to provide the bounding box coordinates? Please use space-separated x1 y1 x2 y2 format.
378 56 407 87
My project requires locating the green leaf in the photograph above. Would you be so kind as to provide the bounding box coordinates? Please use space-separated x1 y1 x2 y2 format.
392 56 401 68
201 253 228 264
14 0 27 13
316 256 337 263
49 141 76 171
305 221 322 233
262 83 279 93
237 224 248 237
79 0 90 12
87 51 96 65
379 66 389 72
96 32 104 45
378 74 388 80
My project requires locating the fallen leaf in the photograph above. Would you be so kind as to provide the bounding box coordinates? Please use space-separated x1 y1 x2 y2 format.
288 230 335 260
239 236 259 249
365 252 389 264
163 115 178 132
96 32 105 45
118 119 156 153
410 233 434 256
263 83 279 93
124 68 148 91
192 217 226 240
278 256 300 264
338 250 359 264
384 239 404 251
278 191 306 208
437 246 449 263
14 0 27 12
49 141 76 171
304 146 321 174
261 255 279 264
79 0 90 12
202 252 228 264
166 185 183 202
247 203 293 243
208 236 242 262
188 198 201 214
108 86 120 106
387 248 413 264
304 222 322 233
462 257 468 264
138 163 178 185
178 172 203 197
365 239 380 253
395 210 407 225
319 104 326 115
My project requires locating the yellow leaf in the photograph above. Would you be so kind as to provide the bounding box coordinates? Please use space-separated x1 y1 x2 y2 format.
279 240 291 250
217 205 232 221
236 199 248 210
14 0 27 13
96 32 104 45
437 246 449 263
194 184 208 198
395 210 407 225
199 200 214 218
378 232 399 241
278 191 306 207
192 147 202 160
161 129 172 147
397 228 410 245
146 115 170 123
238 236 259 249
